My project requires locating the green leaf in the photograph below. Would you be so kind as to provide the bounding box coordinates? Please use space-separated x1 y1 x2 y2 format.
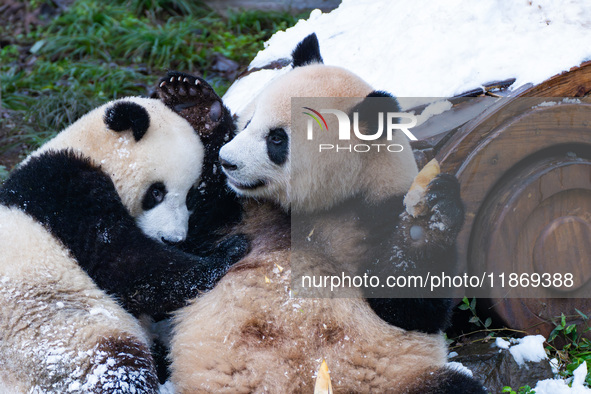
470 297 477 310
469 316 480 324
561 313 567 327
575 308 588 320
548 327 562 343
485 317 492 328
458 303 470 310
30 40 45 54
565 324 577 335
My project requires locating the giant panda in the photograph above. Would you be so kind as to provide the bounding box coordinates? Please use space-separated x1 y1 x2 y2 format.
167 34 486 393
0 97 246 392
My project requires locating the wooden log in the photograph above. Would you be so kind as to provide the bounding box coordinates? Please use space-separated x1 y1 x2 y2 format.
435 63 591 336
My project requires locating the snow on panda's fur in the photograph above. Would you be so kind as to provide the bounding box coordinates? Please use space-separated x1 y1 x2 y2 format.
168 34 485 393
0 97 246 392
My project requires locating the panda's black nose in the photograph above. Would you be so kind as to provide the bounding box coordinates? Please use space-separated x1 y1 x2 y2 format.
220 159 238 171
162 237 183 246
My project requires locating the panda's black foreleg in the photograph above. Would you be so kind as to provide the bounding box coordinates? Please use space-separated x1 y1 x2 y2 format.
365 173 464 333
0 150 248 318
121 233 249 318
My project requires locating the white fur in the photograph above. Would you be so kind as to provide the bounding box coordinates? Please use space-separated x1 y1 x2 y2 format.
171 65 431 392
220 65 417 212
137 192 191 243
1 97 205 391
30 97 203 243
0 206 153 392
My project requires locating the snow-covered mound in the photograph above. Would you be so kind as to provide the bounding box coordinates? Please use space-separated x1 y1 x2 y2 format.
224 0 591 114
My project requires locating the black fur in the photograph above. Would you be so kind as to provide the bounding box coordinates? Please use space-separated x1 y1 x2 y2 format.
104 101 151 141
409 367 487 394
0 150 248 318
350 90 401 137
360 174 464 334
155 71 243 256
266 128 289 165
367 298 453 334
292 33 324 67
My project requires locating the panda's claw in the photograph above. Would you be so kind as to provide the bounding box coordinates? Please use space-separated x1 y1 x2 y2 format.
159 81 166 88
209 100 222 122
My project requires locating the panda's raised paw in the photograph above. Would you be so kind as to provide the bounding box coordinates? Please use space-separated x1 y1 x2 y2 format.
156 71 226 136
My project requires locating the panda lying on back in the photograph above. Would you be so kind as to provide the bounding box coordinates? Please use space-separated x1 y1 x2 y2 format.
166 34 486 393
0 97 246 392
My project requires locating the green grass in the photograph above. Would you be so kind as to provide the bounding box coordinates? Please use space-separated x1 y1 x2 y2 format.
0 0 303 164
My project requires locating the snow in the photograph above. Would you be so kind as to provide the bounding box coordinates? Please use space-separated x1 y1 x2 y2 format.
494 335 547 366
88 306 117 320
493 335 591 391
509 335 547 366
224 0 591 114
495 337 511 350
535 362 591 394
414 100 453 127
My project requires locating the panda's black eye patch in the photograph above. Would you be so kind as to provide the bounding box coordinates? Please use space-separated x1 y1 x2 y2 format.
142 182 167 210
266 128 289 165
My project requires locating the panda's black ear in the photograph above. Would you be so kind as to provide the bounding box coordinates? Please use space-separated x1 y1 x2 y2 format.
292 33 323 68
104 101 150 142
350 91 401 138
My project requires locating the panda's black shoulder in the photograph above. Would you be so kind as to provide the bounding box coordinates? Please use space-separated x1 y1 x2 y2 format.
0 149 130 251
0 149 116 208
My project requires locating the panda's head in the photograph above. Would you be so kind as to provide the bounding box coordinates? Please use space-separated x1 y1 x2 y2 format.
32 97 204 244
220 34 418 213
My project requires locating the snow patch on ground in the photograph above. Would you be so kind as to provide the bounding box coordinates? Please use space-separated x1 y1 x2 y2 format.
494 335 547 366
495 337 511 350
224 0 591 114
535 362 591 394
509 335 547 366
493 335 591 392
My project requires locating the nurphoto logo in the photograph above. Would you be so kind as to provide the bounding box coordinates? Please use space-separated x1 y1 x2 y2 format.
302 106 418 153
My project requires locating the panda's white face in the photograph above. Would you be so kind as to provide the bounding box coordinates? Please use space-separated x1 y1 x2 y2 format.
220 64 418 213
219 98 291 208
31 97 204 244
